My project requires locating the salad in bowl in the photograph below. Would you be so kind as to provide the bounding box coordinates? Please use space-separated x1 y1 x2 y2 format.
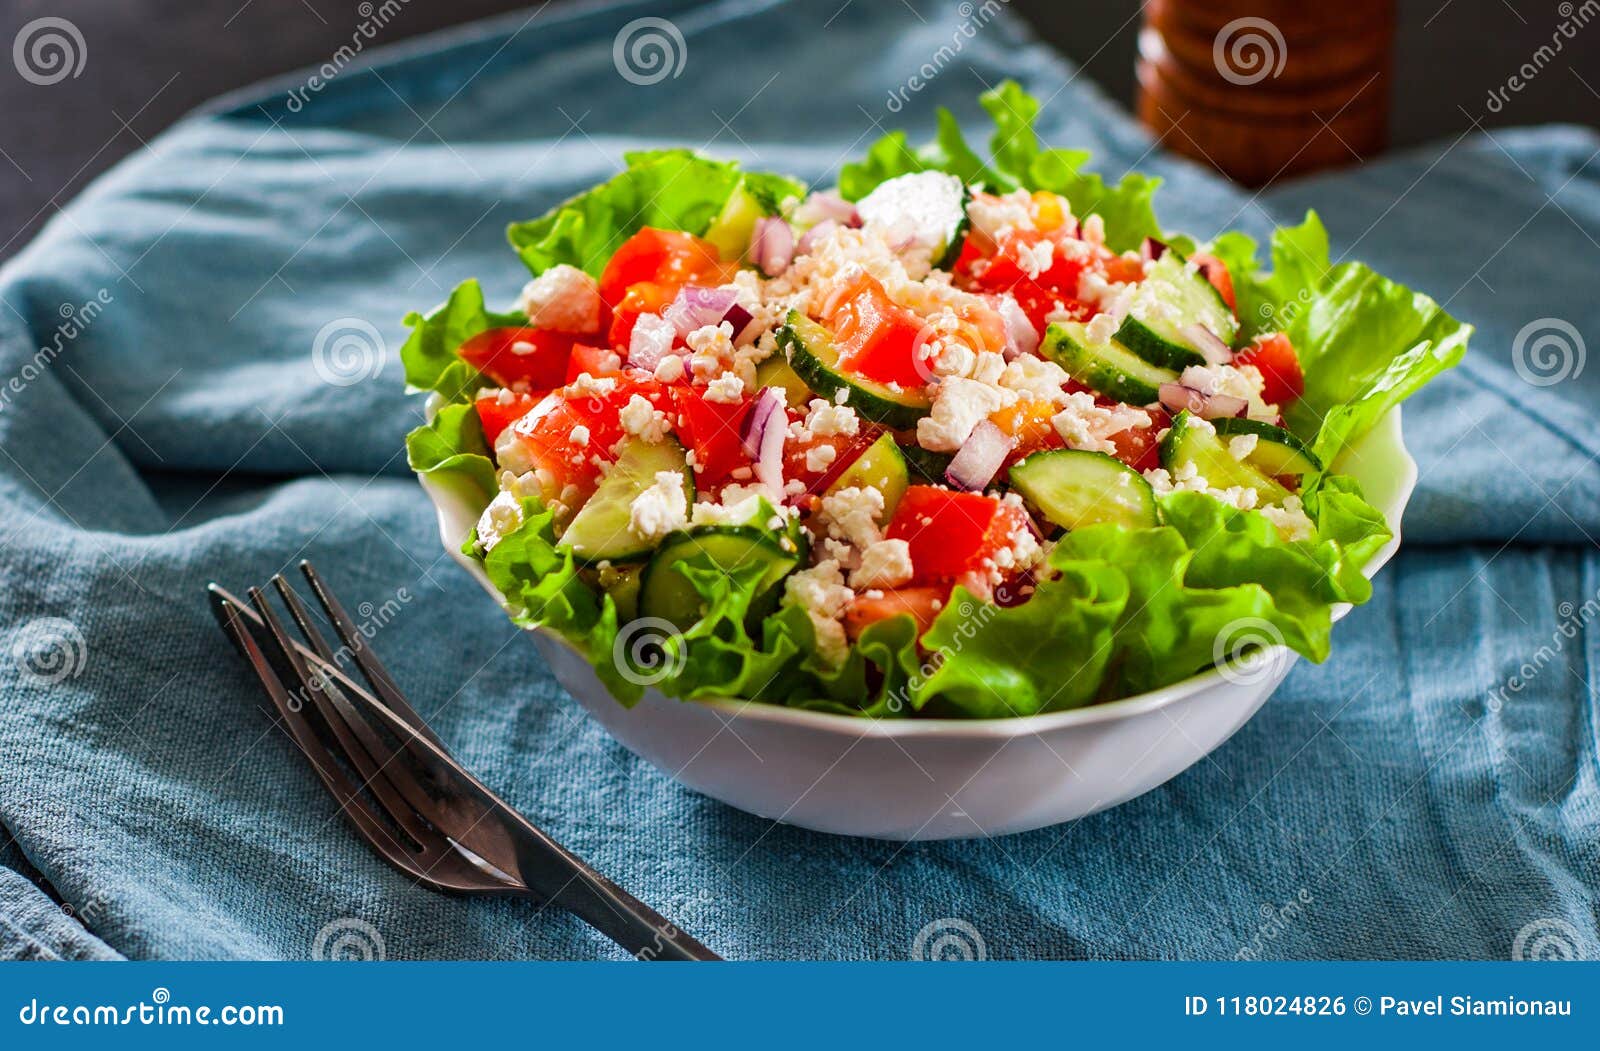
403 83 1469 729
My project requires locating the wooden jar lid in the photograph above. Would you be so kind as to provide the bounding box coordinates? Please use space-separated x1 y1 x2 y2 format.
1136 0 1395 185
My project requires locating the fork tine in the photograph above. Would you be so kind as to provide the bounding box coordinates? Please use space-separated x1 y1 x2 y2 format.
216 581 720 954
298 561 440 746
246 584 434 852
254 577 529 882
271 574 339 664
214 591 438 878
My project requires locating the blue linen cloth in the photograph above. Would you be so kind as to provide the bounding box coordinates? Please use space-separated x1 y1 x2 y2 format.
0 0 1595 961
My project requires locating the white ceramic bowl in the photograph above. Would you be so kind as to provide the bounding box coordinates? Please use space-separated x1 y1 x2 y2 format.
421 408 1414 840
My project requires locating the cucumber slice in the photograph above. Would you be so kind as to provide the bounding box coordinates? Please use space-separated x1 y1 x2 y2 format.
1159 410 1288 505
777 311 931 429
593 563 644 621
703 181 768 263
1041 321 1177 405
1115 253 1240 370
559 438 693 563
1209 417 1323 478
899 442 953 486
825 432 910 519
754 354 813 409
638 526 806 630
854 171 969 272
1008 449 1157 531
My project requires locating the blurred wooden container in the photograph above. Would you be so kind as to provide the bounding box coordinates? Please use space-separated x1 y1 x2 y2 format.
1137 0 1396 186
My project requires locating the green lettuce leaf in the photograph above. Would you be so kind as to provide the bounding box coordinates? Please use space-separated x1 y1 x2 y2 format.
1021 478 1390 697
1231 212 1473 465
405 400 497 504
839 80 1161 252
480 500 637 703
399 278 518 396
911 561 1128 716
398 278 525 505
507 150 804 277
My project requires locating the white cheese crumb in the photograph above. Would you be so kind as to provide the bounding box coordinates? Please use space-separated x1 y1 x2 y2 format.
804 398 859 438
1049 391 1150 453
916 377 1014 452
516 264 602 334
619 394 671 444
805 444 838 473
652 353 685 383
1228 433 1260 461
851 538 913 589
704 372 747 404
1260 494 1315 542
566 373 616 398
781 559 856 665
474 490 524 552
966 189 1036 243
1085 311 1119 345
818 485 886 553
627 471 688 542
999 355 1072 403
689 485 765 527
1180 363 1277 420
1017 238 1054 280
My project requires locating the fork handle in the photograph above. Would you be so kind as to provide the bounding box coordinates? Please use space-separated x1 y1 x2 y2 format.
511 851 720 960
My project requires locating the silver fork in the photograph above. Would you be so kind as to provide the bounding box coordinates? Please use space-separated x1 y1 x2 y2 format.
207 561 719 961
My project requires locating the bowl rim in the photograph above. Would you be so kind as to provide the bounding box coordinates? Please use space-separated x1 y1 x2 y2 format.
421 403 1414 740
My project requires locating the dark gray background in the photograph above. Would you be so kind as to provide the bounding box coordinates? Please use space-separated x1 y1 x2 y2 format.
1 0 1596 262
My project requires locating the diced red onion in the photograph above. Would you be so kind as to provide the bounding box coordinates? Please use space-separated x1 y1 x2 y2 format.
725 302 753 332
944 420 1012 491
752 394 788 496
1181 323 1233 365
663 284 740 337
627 312 677 370
1202 394 1248 419
997 295 1039 359
797 218 838 256
792 190 858 228
1159 383 1208 416
740 388 783 458
1140 237 1168 262
749 217 795 277
1159 383 1246 420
